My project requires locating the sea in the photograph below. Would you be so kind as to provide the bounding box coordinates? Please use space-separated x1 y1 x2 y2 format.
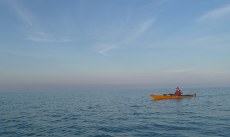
0 87 229 137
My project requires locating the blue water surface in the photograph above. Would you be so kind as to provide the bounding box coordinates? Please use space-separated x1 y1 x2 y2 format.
0 87 230 137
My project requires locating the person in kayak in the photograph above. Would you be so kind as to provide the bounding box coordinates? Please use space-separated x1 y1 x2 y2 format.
175 87 183 96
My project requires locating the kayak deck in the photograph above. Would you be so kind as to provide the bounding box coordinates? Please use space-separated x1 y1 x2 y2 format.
150 93 196 100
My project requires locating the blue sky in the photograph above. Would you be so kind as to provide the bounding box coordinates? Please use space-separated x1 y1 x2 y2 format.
0 0 230 89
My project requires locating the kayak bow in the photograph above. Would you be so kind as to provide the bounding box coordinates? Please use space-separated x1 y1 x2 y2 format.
150 93 196 100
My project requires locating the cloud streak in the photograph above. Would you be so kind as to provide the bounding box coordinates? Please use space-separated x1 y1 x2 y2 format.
27 31 73 43
97 44 119 56
126 19 155 42
7 0 72 43
199 4 230 21
96 18 155 55
7 0 34 26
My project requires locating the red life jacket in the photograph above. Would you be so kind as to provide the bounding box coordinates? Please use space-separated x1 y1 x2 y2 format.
175 89 182 96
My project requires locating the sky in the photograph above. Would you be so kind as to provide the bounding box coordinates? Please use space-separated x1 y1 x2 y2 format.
0 0 230 90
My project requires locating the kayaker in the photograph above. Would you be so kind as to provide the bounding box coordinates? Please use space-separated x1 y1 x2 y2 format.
175 87 183 96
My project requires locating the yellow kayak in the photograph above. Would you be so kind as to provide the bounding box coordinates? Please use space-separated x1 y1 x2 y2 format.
150 93 196 100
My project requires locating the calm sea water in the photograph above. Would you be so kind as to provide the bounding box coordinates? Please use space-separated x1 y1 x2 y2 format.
0 87 230 137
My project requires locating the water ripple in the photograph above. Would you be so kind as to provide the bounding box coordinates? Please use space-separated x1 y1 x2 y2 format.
0 88 230 136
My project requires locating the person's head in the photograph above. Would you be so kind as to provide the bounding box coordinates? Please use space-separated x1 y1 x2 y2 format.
176 87 179 89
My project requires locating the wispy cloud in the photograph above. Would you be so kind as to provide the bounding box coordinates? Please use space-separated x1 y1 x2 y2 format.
7 0 72 43
96 44 119 56
7 0 33 26
199 4 230 21
96 18 155 55
27 31 73 43
126 19 155 42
